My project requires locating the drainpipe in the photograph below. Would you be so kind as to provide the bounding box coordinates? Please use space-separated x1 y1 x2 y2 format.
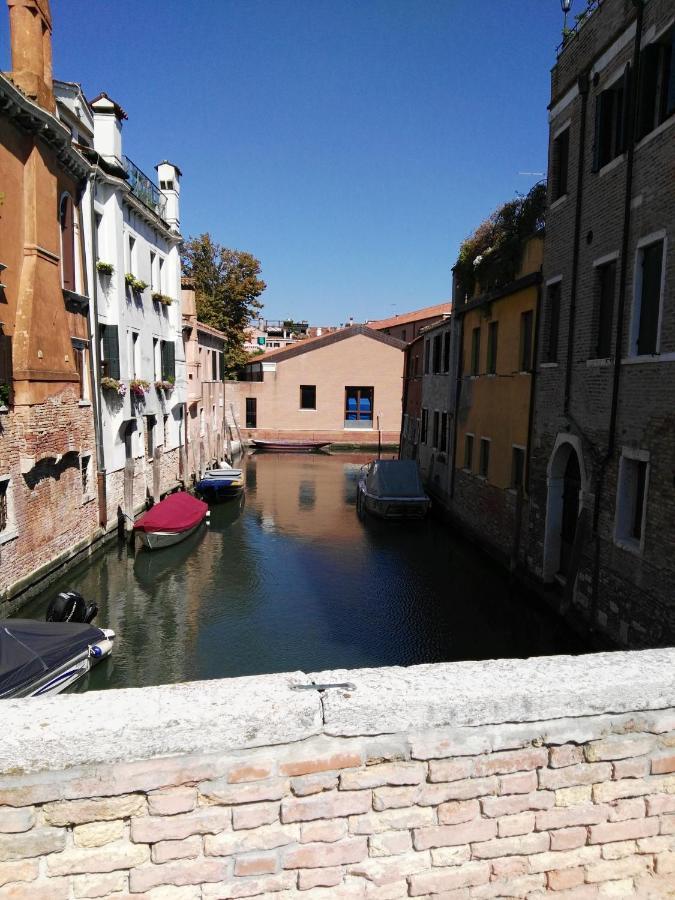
590 0 644 609
448 312 464 499
88 168 107 527
563 72 590 415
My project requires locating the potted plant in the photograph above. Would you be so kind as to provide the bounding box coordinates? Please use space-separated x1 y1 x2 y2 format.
100 377 127 397
96 261 114 276
154 379 174 392
125 272 136 288
0 380 10 409
129 378 150 400
160 294 173 306
132 279 148 294
151 291 163 303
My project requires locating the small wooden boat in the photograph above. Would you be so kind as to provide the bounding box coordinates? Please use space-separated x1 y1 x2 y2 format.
1 593 114 699
357 459 431 520
134 491 208 550
252 439 331 452
196 465 244 502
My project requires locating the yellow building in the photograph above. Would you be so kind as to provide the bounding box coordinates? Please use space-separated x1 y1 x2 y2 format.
452 236 543 560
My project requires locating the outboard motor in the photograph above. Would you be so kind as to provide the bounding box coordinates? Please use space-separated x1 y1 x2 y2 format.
46 591 98 624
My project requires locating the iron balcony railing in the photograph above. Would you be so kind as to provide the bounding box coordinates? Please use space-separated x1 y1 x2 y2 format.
556 0 604 56
123 155 167 220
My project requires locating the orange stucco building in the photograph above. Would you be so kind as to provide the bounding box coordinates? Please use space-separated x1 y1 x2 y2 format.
0 0 98 609
239 325 405 446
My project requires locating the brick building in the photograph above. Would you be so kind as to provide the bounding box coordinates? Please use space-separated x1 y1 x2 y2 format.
399 334 425 459
0 0 98 609
525 0 675 645
367 301 452 344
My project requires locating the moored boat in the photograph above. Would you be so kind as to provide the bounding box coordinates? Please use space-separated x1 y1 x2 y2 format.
1 592 114 699
357 459 431 520
252 439 331 452
196 465 244 502
134 491 208 550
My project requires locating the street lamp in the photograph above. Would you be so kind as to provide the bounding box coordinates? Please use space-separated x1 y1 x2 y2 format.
561 0 573 32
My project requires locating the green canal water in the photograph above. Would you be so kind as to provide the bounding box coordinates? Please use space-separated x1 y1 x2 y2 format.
18 452 588 691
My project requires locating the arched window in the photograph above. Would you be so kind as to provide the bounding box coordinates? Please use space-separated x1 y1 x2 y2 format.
59 194 76 291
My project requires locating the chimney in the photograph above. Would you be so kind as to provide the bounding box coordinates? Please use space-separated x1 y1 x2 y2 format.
156 161 181 232
91 93 126 161
7 0 55 111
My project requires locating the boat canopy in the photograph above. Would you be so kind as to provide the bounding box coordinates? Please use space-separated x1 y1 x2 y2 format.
0 620 104 696
365 460 427 499
134 492 208 533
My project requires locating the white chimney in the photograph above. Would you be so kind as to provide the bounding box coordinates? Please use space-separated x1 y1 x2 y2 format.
90 93 125 160
156 161 181 232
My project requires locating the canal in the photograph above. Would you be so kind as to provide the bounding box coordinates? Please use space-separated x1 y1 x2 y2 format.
19 452 588 691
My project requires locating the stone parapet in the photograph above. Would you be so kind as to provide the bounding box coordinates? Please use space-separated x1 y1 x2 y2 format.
0 650 674 895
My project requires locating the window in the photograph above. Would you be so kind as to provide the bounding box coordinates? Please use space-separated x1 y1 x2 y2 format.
552 127 570 200
470 327 481 375
421 408 428 444
220 350 225 381
72 339 88 401
401 329 407 342
511 447 525 490
128 331 139 378
59 194 76 291
0 333 12 407
0 476 16 543
80 454 91 499
592 72 628 171
161 340 176 380
632 239 664 356
442 332 451 373
423 340 430 374
344 386 373 427
479 438 490 478
99 324 120 379
432 411 440 448
245 397 257 428
158 257 165 292
211 349 218 381
544 281 561 363
127 234 136 274
636 28 675 142
123 420 136 461
519 311 534 372
300 385 316 409
150 251 156 290
433 334 442 373
145 416 156 459
593 260 616 358
486 322 498 374
440 412 448 453
464 434 474 470
615 452 649 551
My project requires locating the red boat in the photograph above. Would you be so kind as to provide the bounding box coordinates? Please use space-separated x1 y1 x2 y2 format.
134 492 208 550
251 439 331 452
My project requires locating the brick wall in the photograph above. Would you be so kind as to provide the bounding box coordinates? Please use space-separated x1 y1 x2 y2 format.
1 651 674 897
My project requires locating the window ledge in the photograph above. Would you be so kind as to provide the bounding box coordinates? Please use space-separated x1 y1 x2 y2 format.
597 154 624 177
486 373 497 378
298 408 316 412
614 536 643 557
0 527 18 546
550 194 568 211
586 357 613 368
622 353 675 365
78 400 92 407
635 113 675 153
540 362 559 369
343 427 374 432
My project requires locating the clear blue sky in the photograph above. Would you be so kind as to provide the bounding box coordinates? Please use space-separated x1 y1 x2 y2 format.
1 1 568 324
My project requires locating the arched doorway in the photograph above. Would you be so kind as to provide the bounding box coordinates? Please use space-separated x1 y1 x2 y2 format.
542 436 587 582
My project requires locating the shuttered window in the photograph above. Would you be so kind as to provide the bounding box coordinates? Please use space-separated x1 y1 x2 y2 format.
432 335 442 373
552 128 569 199
637 30 675 141
636 240 664 356
60 194 76 291
594 261 616 359
161 340 176 380
592 69 628 172
100 324 120 379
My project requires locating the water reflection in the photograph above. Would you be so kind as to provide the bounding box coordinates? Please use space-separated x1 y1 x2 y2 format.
17 452 587 691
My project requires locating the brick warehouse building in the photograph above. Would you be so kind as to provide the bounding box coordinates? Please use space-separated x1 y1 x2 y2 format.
525 0 675 645
0 0 98 608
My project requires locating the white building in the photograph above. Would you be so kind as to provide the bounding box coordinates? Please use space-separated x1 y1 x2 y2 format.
55 86 186 530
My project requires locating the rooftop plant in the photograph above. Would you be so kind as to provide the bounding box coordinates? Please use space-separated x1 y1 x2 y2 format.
453 181 546 302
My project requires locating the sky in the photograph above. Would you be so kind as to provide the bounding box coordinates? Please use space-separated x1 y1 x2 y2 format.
1 1 568 325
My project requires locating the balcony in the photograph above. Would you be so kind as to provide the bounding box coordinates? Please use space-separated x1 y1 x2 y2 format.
556 0 604 57
123 156 167 220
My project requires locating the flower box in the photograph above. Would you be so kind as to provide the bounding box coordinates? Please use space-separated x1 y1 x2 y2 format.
100 377 127 397
129 378 150 399
96 261 114 276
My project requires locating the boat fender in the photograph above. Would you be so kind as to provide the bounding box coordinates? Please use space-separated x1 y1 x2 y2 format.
89 645 103 658
46 590 91 624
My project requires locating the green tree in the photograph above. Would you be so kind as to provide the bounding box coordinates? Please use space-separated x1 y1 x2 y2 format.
181 234 266 375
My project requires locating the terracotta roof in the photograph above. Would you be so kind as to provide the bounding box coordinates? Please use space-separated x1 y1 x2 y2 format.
245 324 406 366
367 301 452 331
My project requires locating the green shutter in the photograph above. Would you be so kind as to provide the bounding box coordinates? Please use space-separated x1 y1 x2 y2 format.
102 324 120 379
161 341 176 380
220 350 226 381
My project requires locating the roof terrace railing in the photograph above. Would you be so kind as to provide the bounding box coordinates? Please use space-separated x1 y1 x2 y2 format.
123 155 167 220
556 0 604 57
